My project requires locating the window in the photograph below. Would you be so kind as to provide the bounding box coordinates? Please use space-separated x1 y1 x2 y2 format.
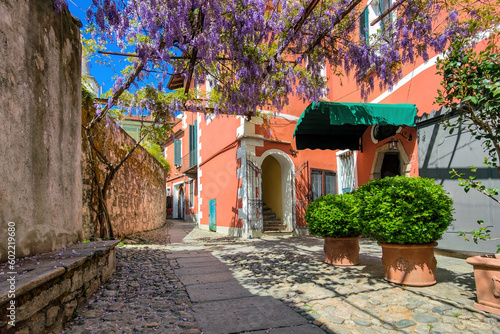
359 7 369 42
359 0 394 44
189 179 195 208
311 169 336 200
174 139 182 167
189 121 198 167
338 151 355 194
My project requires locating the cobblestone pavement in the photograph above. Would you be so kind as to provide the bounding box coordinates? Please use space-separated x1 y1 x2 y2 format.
62 245 200 334
63 221 500 333
205 236 500 334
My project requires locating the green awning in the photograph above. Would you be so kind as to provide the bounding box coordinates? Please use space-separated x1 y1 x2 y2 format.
293 101 417 151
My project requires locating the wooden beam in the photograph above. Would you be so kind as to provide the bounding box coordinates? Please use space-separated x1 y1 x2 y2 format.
370 1 402 26
304 0 362 54
293 0 322 34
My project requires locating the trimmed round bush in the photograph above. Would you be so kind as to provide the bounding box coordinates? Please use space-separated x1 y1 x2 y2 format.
306 193 360 238
354 176 454 244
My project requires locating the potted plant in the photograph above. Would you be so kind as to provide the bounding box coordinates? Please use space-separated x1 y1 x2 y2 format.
436 35 500 314
466 252 500 315
355 176 454 286
306 193 361 266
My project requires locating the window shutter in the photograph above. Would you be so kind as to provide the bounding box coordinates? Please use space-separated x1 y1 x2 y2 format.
174 139 181 166
189 121 197 167
359 7 369 43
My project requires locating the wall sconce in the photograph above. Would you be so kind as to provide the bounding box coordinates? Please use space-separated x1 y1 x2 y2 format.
290 149 298 157
388 137 398 151
399 125 413 141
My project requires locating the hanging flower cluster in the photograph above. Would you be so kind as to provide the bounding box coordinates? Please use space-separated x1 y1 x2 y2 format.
55 0 496 117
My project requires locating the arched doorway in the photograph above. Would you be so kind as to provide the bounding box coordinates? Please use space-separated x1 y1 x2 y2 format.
370 141 411 180
380 153 401 178
178 186 185 219
262 155 283 230
258 149 295 232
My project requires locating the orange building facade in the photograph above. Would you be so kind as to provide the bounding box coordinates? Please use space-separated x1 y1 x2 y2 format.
163 1 497 247
164 89 340 237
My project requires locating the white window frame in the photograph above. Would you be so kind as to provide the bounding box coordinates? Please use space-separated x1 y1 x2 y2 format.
189 179 195 209
336 150 358 194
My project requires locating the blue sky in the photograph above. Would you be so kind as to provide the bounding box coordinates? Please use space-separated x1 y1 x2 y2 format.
68 0 126 95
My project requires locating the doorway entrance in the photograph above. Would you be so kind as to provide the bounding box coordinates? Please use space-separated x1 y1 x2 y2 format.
262 155 283 231
380 153 401 178
178 186 185 219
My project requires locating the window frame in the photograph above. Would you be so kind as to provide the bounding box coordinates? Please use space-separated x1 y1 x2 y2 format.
189 179 195 209
310 168 337 200
174 139 182 167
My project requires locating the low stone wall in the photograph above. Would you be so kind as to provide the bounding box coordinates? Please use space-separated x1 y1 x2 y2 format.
0 240 119 334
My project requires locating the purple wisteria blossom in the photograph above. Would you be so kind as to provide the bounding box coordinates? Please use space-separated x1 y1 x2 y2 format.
54 0 494 115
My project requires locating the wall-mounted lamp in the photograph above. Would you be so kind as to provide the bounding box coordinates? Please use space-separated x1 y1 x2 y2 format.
399 125 413 141
388 137 398 151
290 149 298 158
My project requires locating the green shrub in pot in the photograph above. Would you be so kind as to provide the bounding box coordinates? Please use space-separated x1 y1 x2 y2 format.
306 193 360 238
354 176 454 244
354 176 454 285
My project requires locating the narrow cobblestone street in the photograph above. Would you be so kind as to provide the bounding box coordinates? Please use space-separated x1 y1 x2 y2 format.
63 220 500 334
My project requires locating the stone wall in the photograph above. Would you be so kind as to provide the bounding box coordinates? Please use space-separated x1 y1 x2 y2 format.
0 240 118 333
82 108 167 238
0 0 82 262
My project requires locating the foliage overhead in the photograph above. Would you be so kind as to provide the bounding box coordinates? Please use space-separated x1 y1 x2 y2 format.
306 193 360 238
57 0 497 118
354 176 454 244
143 142 171 176
437 36 500 171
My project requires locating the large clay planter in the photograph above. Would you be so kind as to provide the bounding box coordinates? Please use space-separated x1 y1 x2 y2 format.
466 254 500 316
378 242 438 286
324 236 360 266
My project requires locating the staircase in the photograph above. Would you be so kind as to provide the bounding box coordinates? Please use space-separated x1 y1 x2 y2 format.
262 203 287 232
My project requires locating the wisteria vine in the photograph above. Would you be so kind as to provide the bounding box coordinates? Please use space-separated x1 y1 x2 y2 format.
56 0 497 117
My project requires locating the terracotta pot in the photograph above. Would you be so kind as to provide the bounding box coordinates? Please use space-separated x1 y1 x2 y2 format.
466 254 500 316
378 242 438 287
324 236 360 266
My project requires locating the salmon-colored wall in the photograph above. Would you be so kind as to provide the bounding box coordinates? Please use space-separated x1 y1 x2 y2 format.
356 126 419 185
199 145 241 229
198 114 241 228
200 115 241 161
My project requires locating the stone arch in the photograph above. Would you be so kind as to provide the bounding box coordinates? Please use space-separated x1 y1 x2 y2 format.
256 149 295 230
370 141 411 180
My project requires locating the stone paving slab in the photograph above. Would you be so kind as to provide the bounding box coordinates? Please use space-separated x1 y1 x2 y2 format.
167 250 216 259
185 280 255 302
211 237 500 334
174 262 230 276
176 256 225 267
177 271 239 286
245 324 326 334
192 295 309 334
62 221 500 334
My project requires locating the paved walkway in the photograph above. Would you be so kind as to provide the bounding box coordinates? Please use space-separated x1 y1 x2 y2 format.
63 220 500 334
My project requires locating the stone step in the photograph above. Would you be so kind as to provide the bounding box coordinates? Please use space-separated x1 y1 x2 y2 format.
264 230 293 236
263 218 282 225
263 224 288 231
263 213 276 219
